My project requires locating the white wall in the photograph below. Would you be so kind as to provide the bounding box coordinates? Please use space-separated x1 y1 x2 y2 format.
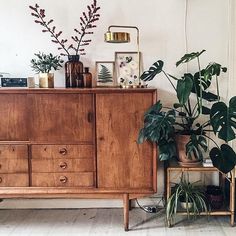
0 0 232 208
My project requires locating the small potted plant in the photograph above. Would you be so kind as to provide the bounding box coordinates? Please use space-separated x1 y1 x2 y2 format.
138 50 236 173
166 175 209 227
31 52 63 88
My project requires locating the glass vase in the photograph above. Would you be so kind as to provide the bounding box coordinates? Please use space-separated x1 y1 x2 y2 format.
65 55 84 88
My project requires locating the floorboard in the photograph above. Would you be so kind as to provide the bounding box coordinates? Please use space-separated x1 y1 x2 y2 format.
0 209 234 236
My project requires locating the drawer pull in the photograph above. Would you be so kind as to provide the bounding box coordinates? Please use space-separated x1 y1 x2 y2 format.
59 148 67 155
59 176 68 183
0 164 2 169
0 177 2 183
59 162 67 169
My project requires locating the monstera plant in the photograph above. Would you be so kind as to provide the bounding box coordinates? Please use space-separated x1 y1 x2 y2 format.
138 50 236 174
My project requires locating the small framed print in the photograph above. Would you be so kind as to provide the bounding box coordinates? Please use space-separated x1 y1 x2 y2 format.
115 51 140 87
96 61 115 87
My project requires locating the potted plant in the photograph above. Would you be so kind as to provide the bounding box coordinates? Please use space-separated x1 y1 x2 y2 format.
138 50 236 173
29 0 101 87
166 175 209 227
31 52 63 88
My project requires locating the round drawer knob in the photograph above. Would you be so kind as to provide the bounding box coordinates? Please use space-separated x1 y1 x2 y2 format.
0 177 2 183
59 162 67 169
59 176 68 183
59 148 67 155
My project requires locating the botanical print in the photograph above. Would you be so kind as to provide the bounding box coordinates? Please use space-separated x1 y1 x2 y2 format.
115 52 139 87
96 61 115 86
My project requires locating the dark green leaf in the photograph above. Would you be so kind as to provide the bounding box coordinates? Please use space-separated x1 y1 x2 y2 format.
210 97 236 142
186 134 207 160
200 106 211 115
173 103 183 109
140 60 164 82
176 50 206 67
158 138 177 161
210 144 236 173
177 73 193 105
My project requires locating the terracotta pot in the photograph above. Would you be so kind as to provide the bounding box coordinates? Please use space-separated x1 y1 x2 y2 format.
39 73 54 88
175 134 200 166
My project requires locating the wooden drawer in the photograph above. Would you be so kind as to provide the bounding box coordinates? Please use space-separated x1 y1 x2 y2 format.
0 145 28 159
31 172 94 187
0 173 29 187
31 145 94 159
0 159 28 173
31 158 94 173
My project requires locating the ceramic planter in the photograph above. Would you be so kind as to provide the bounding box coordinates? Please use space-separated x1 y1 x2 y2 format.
175 134 201 166
39 73 54 88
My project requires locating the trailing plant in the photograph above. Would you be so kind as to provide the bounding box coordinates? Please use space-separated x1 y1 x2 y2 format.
29 0 101 56
31 52 63 73
138 50 236 174
166 175 209 226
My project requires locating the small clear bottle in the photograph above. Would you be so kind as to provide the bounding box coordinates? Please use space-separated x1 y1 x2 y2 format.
83 67 92 88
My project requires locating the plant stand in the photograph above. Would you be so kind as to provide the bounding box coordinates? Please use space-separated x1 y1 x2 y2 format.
166 162 235 227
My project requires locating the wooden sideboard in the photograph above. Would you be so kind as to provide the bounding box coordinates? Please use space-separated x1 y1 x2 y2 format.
0 88 157 231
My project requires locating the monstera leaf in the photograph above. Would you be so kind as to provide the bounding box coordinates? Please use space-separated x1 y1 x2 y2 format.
138 101 176 144
185 134 208 160
176 50 206 67
204 62 227 82
158 138 177 161
140 60 164 81
210 96 236 142
176 73 193 105
210 144 236 174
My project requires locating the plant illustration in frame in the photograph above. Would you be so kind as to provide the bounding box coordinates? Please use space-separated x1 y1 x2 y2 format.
96 61 115 87
115 52 140 87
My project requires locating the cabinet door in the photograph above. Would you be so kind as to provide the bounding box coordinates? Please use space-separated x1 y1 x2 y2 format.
29 94 94 143
96 93 156 190
0 94 28 141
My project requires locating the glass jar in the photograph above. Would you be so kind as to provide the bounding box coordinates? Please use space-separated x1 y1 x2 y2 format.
83 67 92 88
65 55 84 88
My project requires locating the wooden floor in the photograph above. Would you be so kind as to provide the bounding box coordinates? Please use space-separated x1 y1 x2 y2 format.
0 208 235 236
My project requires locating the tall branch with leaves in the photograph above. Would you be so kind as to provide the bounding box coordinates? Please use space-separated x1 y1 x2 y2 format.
29 0 101 56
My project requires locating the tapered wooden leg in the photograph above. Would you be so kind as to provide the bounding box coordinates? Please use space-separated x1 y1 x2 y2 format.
123 193 129 231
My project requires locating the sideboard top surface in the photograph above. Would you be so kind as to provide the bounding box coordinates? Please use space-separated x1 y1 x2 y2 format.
0 88 157 94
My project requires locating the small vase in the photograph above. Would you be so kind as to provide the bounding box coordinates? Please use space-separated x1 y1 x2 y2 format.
39 73 54 88
65 55 84 88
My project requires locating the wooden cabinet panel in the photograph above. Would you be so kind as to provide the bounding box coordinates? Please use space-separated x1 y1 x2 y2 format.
96 93 155 189
0 174 29 187
31 159 94 173
0 145 28 159
0 159 28 173
31 145 94 159
28 94 94 143
32 172 94 187
0 95 28 141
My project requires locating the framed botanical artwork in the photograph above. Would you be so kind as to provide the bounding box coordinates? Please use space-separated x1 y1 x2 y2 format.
95 61 115 87
115 51 140 87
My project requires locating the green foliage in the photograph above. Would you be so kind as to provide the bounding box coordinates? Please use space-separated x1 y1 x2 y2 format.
98 65 113 83
31 52 63 73
139 50 236 173
210 96 236 142
210 144 236 174
166 175 209 226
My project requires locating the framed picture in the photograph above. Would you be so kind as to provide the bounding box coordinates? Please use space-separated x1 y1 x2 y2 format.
95 61 115 87
115 51 140 87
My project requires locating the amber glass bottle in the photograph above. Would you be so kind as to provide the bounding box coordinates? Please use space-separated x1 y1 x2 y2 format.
83 67 92 88
65 55 84 88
